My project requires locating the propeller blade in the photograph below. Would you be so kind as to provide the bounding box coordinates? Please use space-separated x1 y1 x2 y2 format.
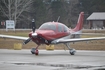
23 19 37 45
23 38 31 44
32 19 36 33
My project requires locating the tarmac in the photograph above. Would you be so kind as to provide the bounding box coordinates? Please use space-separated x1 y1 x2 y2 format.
0 49 105 70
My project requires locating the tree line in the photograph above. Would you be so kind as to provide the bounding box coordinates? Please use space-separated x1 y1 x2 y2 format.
0 0 105 28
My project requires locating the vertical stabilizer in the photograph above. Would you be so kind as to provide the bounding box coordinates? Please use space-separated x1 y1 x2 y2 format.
73 12 84 32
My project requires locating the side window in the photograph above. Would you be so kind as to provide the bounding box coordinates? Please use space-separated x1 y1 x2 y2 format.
63 25 68 32
49 24 56 31
58 24 63 32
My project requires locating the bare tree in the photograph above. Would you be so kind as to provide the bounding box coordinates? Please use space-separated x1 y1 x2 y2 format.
63 0 79 27
0 0 33 26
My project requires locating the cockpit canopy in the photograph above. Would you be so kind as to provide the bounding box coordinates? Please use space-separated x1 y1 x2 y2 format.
39 22 69 32
39 22 56 31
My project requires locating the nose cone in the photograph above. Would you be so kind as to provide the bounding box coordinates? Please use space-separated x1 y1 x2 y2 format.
29 32 37 38
32 33 37 37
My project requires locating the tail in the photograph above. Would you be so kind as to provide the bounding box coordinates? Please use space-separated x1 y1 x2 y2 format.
72 12 84 32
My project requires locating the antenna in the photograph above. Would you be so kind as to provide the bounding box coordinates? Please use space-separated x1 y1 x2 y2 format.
57 16 60 22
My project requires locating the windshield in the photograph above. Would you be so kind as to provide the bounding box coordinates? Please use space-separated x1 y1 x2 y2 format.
39 23 56 31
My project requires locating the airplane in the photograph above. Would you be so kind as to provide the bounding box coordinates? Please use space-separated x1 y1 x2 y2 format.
0 12 105 55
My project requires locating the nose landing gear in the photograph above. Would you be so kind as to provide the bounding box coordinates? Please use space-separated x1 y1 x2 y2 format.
31 45 39 55
35 49 39 55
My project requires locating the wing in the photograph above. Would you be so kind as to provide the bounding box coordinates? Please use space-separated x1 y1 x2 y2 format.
71 32 105 36
51 37 105 44
79 33 105 35
0 34 28 40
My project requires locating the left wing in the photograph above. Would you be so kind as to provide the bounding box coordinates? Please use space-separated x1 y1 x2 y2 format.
52 37 105 44
0 34 28 40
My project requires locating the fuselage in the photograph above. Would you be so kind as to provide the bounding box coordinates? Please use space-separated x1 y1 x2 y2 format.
29 12 84 45
29 22 71 45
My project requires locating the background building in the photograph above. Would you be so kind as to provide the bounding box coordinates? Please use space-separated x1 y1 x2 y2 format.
87 12 105 29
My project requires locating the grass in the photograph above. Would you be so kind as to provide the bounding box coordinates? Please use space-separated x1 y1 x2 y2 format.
0 29 105 50
0 30 30 37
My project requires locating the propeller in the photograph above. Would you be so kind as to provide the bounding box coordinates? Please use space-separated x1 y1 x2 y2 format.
23 38 31 44
23 19 37 44
32 19 36 33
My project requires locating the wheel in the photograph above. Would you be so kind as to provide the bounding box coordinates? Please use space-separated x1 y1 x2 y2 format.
35 49 39 55
31 51 35 54
31 48 39 55
31 48 36 54
69 49 76 55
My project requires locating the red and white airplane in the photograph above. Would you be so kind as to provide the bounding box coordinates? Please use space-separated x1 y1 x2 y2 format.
0 12 105 55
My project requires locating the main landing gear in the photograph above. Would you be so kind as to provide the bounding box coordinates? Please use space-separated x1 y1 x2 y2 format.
65 43 76 55
31 44 76 55
31 45 39 55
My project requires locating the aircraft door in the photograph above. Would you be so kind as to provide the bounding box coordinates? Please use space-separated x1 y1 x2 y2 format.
57 24 69 38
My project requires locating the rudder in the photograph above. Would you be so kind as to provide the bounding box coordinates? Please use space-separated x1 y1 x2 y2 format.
73 12 84 32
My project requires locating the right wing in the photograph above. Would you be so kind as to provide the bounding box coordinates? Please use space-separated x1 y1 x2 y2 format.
79 33 105 36
0 34 28 40
51 37 105 44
